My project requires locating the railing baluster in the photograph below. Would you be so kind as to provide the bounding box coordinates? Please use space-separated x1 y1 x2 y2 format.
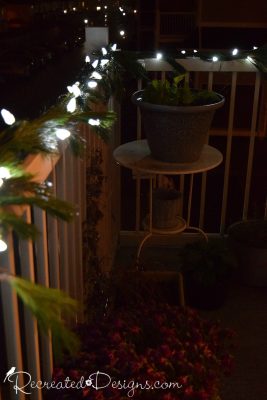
74 156 84 311
243 72 261 220
199 71 214 229
33 207 53 382
19 208 42 400
136 79 143 231
47 169 60 290
65 149 77 299
56 152 70 295
0 232 25 400
220 72 237 234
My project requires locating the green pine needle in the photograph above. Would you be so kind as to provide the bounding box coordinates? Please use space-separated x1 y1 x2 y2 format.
0 211 39 239
9 276 80 357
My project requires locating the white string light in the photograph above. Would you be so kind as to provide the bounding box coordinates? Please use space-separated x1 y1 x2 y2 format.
181 50 186 54
96 6 101 11
253 46 258 50
88 118 100 126
102 47 108 56
232 48 238 56
212 56 219 62
55 128 71 140
0 167 11 179
193 49 198 53
101 59 109 66
0 238 7 252
156 53 162 60
90 71 102 80
67 84 81 98
111 44 117 51
63 9 67 14
1 109 15 125
92 60 99 68
119 30 125 36
88 81 98 88
84 19 88 24
67 98 77 113
85 55 90 63
0 165 10 188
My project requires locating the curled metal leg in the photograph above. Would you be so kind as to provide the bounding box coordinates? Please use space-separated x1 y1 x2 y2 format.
136 232 152 270
186 226 208 242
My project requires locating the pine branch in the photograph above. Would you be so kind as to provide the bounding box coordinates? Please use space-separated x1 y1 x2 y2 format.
0 211 39 239
8 276 80 357
0 195 75 222
0 176 75 224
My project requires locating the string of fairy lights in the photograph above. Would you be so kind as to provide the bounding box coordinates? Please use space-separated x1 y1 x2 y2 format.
0 41 266 252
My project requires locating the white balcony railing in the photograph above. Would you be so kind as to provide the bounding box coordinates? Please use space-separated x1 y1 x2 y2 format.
0 120 120 400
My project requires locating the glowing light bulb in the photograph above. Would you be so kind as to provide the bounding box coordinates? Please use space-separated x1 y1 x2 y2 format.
104 5 107 9
232 48 238 56
111 43 117 51
193 49 198 53
67 98 76 113
156 53 162 60
101 59 109 66
134 9 137 13
102 47 107 56
91 71 102 80
73 7 76 11
85 55 90 63
212 56 219 62
253 46 258 50
88 81 98 88
181 50 186 54
96 6 101 10
84 19 88 24
123 12 126 16
1 109 15 125
0 239 7 252
67 84 81 98
63 9 67 14
56 128 71 140
88 118 100 126
92 60 99 68
119 30 125 36
119 7 123 11
0 167 10 179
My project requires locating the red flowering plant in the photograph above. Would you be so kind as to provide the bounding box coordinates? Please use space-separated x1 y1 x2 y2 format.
47 274 235 400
